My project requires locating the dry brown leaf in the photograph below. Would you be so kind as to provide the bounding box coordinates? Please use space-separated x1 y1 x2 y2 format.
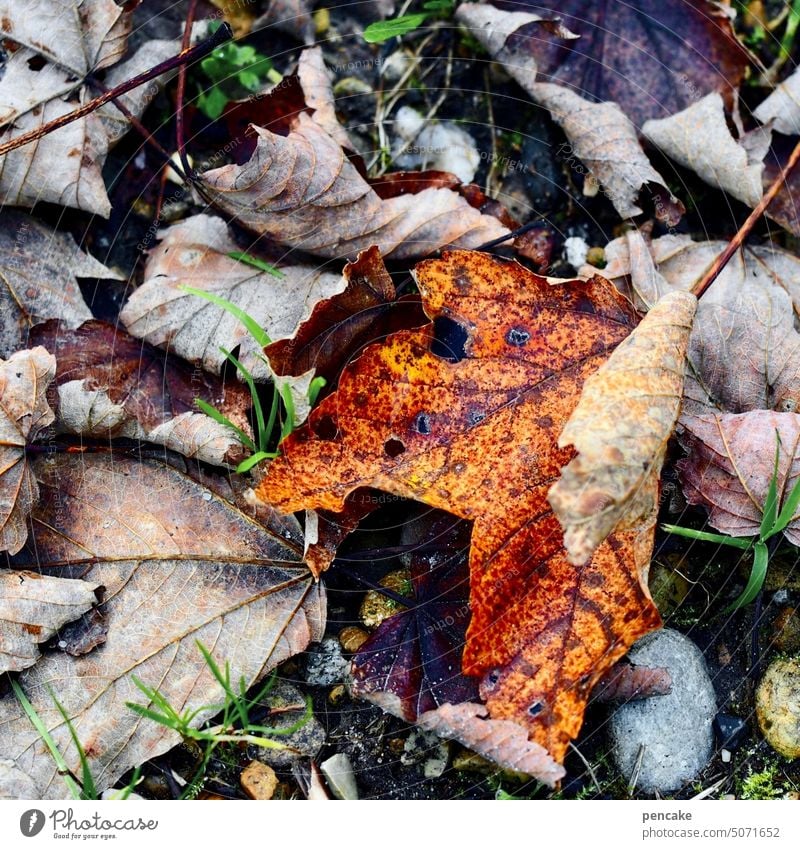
0 453 324 799
643 92 770 208
0 210 121 357
120 214 344 418
597 233 800 415
200 113 508 260
297 46 352 150
530 83 683 224
0 347 56 555
678 410 800 545
549 290 696 565
417 703 565 785
257 249 662 765
0 570 100 674
0 4 174 214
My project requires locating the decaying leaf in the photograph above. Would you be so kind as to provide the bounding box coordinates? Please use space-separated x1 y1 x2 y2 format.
0 759 38 800
591 659 672 702
120 214 344 418
0 347 56 555
258 250 662 764
0 2 174 214
596 233 800 415
416 703 565 785
678 410 800 545
200 113 508 260
0 570 100 674
642 93 770 208
460 1 749 127
28 320 250 465
0 453 325 799
530 83 683 224
754 65 800 136
0 210 121 357
549 291 696 565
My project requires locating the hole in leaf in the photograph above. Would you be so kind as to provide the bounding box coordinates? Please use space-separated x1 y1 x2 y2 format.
505 326 531 347
431 316 469 362
527 701 544 717
383 438 406 458
314 414 339 441
27 55 46 71
414 412 432 435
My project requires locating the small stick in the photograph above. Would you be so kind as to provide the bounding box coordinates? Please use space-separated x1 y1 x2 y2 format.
692 135 800 298
176 0 201 178
0 23 232 160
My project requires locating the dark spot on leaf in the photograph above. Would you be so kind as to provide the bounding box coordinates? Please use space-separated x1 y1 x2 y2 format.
313 414 339 441
505 326 531 347
468 408 486 426
27 55 46 71
431 316 469 362
384 438 406 458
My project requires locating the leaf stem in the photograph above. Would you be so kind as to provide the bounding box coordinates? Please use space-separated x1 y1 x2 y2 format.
691 135 800 298
0 22 232 160
176 0 200 178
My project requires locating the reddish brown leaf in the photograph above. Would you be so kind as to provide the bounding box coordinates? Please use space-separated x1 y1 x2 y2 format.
257 250 661 763
591 659 672 702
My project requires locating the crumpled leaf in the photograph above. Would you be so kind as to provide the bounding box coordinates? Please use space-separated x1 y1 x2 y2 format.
0 570 100 674
0 347 56 555
257 249 662 764
0 3 175 215
120 214 345 419
754 65 800 135
549 290 696 565
643 92 771 208
296 46 353 150
529 83 684 224
461 1 749 127
417 703 565 786
200 113 509 260
0 453 325 799
30 319 252 464
596 233 800 415
678 410 800 545
0 210 121 357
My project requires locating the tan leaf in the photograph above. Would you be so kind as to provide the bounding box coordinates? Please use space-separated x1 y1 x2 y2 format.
678 410 800 545
146 411 242 466
0 571 100 674
596 233 800 415
530 83 683 224
0 210 119 357
0 347 56 555
0 760 38 800
549 290 696 564
0 453 324 799
297 46 352 150
416 702 565 786
643 92 770 207
200 113 508 260
754 66 800 135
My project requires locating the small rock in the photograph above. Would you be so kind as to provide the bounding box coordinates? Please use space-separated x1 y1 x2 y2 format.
304 637 350 686
254 681 327 769
772 606 800 653
339 625 369 653
608 629 717 793
563 236 589 270
320 753 359 800
585 246 606 268
720 749 732 763
359 569 410 629
401 729 450 778
756 657 800 759
328 684 347 706
381 50 413 83
713 713 748 751
241 761 278 800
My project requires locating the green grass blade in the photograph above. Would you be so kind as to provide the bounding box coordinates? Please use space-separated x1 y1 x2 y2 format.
227 251 285 279
308 376 326 407
180 285 272 348
760 433 782 539
219 347 267 450
236 451 276 473
660 524 753 549
48 688 98 799
279 384 295 442
773 473 800 536
195 398 256 452
12 680 83 800
363 13 429 42
724 540 769 613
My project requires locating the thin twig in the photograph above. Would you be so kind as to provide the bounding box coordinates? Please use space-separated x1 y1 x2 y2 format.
176 0 200 178
692 135 800 298
0 23 232 160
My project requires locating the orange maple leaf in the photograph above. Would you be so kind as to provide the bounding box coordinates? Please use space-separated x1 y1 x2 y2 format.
258 250 661 762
